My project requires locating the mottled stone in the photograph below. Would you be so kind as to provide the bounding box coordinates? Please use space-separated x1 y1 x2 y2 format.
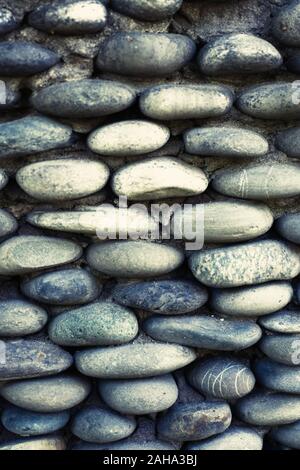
140 85 233 121
21 268 100 305
0 300 48 337
286 55 300 74
0 235 82 276
186 426 263 451
0 170 8 190
276 212 300 244
31 80 136 118
272 0 300 47
211 282 293 317
0 118 74 161
88 121 170 157
16 159 109 201
111 0 183 21
112 280 208 315
0 339 72 380
198 33 282 75
112 157 208 200
259 309 300 334
259 333 300 366
28 0 107 35
270 420 300 450
184 127 269 158
0 375 91 412
276 128 300 159
0 42 60 77
0 436 66 451
190 239 300 288
96 33 196 77
86 241 184 278
254 358 300 394
0 209 17 238
143 315 262 351
212 163 300 200
237 84 300 120
188 357 255 400
98 375 178 415
235 392 300 426
71 406 136 443
75 342 196 378
49 301 138 347
1 406 70 437
0 8 20 35
157 401 231 442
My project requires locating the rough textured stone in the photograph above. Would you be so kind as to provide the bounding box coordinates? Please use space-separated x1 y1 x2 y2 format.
0 8 20 35
276 212 300 244
270 421 300 450
254 358 300 394
259 333 300 366
0 209 17 238
0 436 66 451
186 426 263 451
259 309 300 334
0 300 48 337
276 128 300 159
111 0 183 21
272 0 300 47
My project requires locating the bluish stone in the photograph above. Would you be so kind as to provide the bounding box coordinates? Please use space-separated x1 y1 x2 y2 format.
0 300 48 337
186 426 263 450
270 420 300 450
0 209 17 238
276 212 300 244
0 8 20 35
276 127 300 158
272 0 300 46
259 333 300 365
259 309 300 334
254 358 300 394
111 0 183 21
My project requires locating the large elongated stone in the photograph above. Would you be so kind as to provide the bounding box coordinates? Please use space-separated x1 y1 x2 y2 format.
96 33 196 77
0 436 66 451
75 342 196 378
0 236 82 276
112 157 208 200
254 358 300 394
198 33 282 75
186 426 263 451
0 209 17 238
0 300 48 337
189 240 300 288
0 42 60 76
31 80 136 118
0 116 74 159
276 212 300 244
143 315 262 351
259 333 300 366
86 241 184 278
0 8 20 35
259 309 300 334
0 340 72 380
28 0 107 35
140 85 233 120
276 127 300 158
270 421 300 450
212 163 300 200
111 0 183 21
272 0 300 46
184 127 269 158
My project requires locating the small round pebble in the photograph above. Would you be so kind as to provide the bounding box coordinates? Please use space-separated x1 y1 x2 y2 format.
254 358 300 394
111 0 183 21
0 209 18 238
259 333 300 366
186 426 263 451
259 309 300 334
0 300 48 337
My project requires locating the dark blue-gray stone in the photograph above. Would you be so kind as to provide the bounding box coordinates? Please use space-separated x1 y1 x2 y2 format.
21 268 101 306
0 8 20 35
186 426 263 450
112 280 208 315
0 300 48 337
0 170 8 190
259 309 300 334
0 85 21 111
276 128 300 158
96 33 196 77
0 42 60 77
28 0 107 35
270 420 300 450
143 315 262 351
111 0 182 21
71 406 136 443
276 212 300 244
259 334 300 366
0 339 73 380
235 391 300 426
187 357 255 400
0 209 17 238
1 406 70 437
272 0 300 47
254 358 300 394
157 401 231 442
0 116 75 159
286 55 300 74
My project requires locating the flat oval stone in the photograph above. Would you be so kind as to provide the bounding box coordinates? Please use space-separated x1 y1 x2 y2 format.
1 406 70 437
157 401 231 442
112 157 208 200
0 300 48 337
286 54 300 74
0 116 74 159
49 301 138 347
88 120 170 157
75 342 196 378
31 80 136 119
0 170 8 190
143 315 262 351
198 33 282 75
98 375 178 415
235 392 300 426
111 0 183 21
0 41 60 77
276 128 300 158
189 240 300 288
270 421 300 450
0 375 91 412
0 8 20 35
211 282 293 317
237 83 300 120
96 33 196 77
259 309 300 334
0 209 17 238
0 339 73 380
73 440 176 451
71 406 136 443
28 0 107 35
212 163 300 200
254 358 300 394
112 280 208 315
86 241 184 278
16 159 109 201
188 357 255 400
186 426 263 451
0 235 82 276
0 436 66 451
184 127 269 158
259 333 300 366
272 0 300 46
140 85 233 120
276 212 300 244
21 268 100 305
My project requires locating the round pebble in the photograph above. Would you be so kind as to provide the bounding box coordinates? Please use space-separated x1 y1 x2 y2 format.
111 0 183 21
186 426 263 451
254 358 300 394
276 127 300 159
259 309 300 334
0 209 17 238
0 300 48 337
276 212 300 244
259 333 300 366
0 8 20 35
